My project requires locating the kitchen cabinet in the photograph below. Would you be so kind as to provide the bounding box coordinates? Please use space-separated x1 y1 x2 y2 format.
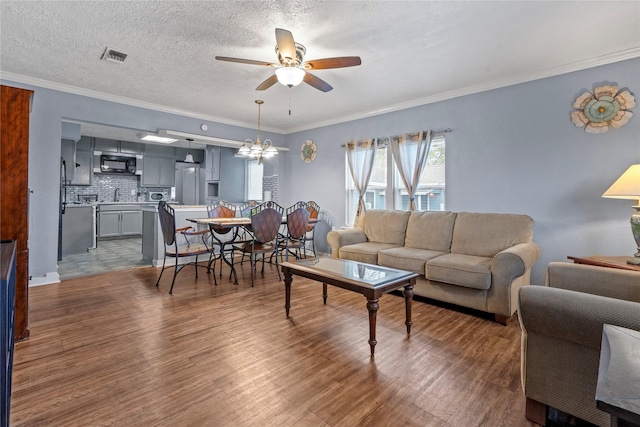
94 138 142 155
98 208 142 238
141 156 175 187
205 145 220 181
0 85 32 341
71 136 93 185
176 147 204 164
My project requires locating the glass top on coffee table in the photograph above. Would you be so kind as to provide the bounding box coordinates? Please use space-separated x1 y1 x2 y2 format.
282 257 417 289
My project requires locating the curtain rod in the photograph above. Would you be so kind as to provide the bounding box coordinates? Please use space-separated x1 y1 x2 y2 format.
342 128 452 147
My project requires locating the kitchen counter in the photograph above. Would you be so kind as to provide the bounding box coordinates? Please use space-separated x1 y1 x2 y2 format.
61 204 96 255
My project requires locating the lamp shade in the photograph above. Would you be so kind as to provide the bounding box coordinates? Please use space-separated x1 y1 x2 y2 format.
602 164 640 201
275 67 305 87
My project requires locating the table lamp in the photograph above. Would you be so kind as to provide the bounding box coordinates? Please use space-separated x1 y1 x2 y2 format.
602 164 640 265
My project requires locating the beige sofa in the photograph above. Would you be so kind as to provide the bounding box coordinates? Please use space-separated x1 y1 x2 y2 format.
518 262 640 426
327 209 540 324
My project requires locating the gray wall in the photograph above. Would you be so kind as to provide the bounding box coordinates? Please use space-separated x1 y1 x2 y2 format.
3 57 638 285
281 57 640 284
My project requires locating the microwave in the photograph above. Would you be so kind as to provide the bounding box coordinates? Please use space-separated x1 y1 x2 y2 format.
100 154 137 174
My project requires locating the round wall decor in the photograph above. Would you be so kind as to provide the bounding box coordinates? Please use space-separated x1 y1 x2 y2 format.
571 85 635 133
301 140 317 163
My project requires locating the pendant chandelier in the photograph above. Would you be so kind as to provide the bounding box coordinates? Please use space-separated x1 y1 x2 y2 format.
238 100 278 161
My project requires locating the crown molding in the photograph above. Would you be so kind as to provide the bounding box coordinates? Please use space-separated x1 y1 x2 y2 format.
0 71 283 134
285 47 640 134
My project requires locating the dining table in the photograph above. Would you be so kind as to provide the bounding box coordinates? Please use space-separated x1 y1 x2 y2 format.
187 217 318 284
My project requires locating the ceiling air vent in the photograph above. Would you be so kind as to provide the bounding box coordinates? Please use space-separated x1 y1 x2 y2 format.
101 47 128 64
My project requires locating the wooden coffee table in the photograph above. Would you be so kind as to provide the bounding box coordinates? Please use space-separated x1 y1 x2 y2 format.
281 257 418 355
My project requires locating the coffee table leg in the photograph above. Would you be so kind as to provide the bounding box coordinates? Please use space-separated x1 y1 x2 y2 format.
403 283 414 335
366 298 379 355
284 268 292 318
322 283 327 304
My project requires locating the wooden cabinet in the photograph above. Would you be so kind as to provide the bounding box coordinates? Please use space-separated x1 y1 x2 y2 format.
98 209 142 238
0 85 32 341
205 145 220 181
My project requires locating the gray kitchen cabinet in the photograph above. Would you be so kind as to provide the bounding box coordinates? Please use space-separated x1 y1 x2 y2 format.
176 147 204 163
61 136 93 186
98 209 142 238
205 145 220 181
143 144 176 158
71 150 93 185
119 141 142 155
95 138 142 155
94 137 119 153
98 211 121 238
120 211 142 235
141 156 175 187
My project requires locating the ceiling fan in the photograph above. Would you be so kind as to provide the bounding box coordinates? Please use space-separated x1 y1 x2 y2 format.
215 28 361 92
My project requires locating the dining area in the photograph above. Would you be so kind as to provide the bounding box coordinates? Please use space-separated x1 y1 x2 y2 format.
153 200 320 294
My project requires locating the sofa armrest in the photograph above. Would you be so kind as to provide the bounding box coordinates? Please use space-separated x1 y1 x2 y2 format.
518 286 640 350
491 242 541 282
326 228 367 258
545 262 640 302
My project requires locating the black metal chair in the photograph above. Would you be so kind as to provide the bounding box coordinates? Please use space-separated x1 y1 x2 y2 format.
236 201 283 287
277 201 311 261
306 201 320 256
156 201 214 294
206 200 238 283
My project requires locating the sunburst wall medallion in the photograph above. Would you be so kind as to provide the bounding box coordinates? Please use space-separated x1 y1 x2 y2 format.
301 140 317 163
571 85 635 133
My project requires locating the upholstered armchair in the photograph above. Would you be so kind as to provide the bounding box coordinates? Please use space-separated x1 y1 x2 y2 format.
518 262 640 426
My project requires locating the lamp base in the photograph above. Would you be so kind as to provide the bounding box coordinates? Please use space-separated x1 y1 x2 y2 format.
628 256 640 266
629 206 640 265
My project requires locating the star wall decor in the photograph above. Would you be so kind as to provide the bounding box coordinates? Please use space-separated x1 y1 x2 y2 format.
571 85 635 133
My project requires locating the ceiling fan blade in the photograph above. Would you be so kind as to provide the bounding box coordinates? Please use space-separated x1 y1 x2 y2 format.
303 56 362 70
256 74 279 91
275 28 297 63
303 72 333 92
215 56 276 67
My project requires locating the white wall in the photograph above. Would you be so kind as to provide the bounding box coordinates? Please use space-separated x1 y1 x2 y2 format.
282 58 640 284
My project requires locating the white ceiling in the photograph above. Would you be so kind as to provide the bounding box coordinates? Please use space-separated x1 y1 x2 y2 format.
1 1 639 141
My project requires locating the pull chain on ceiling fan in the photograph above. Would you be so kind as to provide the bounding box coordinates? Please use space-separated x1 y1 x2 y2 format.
215 28 361 92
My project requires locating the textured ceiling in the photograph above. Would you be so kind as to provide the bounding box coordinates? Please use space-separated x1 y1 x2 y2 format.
1 1 639 138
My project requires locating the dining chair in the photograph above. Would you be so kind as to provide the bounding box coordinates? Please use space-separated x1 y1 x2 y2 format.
156 201 214 294
206 200 238 283
237 201 284 287
277 201 311 261
236 200 259 265
306 201 320 256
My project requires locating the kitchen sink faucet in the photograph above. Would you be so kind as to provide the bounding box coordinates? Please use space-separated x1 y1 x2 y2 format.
114 188 120 202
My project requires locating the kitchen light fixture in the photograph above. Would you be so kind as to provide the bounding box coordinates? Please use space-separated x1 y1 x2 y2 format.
237 100 278 162
602 164 640 264
275 66 305 88
138 133 178 144
184 139 195 163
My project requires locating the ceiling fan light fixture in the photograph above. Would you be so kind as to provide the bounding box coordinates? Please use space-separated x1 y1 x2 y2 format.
275 67 305 87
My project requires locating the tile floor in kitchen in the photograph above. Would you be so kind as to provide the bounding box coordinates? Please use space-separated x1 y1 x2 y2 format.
57 237 150 280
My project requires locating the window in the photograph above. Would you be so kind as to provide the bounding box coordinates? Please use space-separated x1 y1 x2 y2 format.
346 135 445 225
246 159 263 201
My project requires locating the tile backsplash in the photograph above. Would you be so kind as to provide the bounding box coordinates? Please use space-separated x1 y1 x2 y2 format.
65 174 167 203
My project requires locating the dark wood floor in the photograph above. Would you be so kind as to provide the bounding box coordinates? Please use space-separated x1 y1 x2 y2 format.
11 259 538 426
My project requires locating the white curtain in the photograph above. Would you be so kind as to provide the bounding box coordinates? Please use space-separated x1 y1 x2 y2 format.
390 130 433 211
346 138 378 227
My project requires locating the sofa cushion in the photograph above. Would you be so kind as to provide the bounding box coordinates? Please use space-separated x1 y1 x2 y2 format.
426 253 493 290
450 212 534 257
363 210 410 245
405 211 456 252
339 242 401 265
379 247 446 275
